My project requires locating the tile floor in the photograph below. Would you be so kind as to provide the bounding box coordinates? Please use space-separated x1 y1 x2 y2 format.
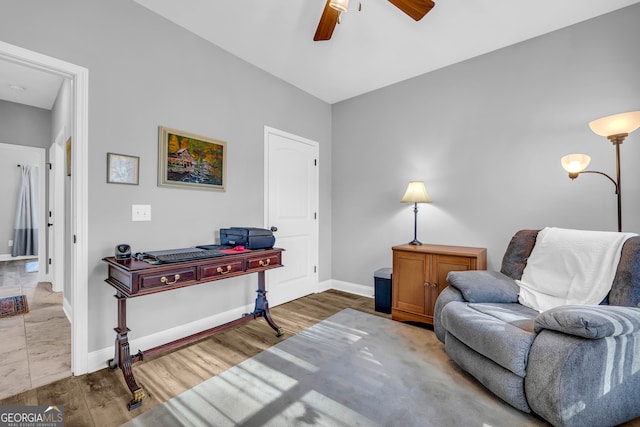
0 259 71 400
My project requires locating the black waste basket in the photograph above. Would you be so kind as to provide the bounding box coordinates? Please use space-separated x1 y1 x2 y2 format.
374 268 392 314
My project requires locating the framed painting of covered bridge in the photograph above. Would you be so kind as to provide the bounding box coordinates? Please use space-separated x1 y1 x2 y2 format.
158 126 226 191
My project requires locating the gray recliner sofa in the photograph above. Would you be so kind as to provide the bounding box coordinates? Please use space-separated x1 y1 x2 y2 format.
434 229 640 427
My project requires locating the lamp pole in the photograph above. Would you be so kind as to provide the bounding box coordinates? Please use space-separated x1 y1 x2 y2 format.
410 202 420 245
615 137 622 233
567 135 624 232
562 111 640 233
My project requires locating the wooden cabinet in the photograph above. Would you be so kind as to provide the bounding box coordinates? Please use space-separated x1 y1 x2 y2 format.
392 244 486 325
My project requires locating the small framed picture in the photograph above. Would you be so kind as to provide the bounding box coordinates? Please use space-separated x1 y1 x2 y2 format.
107 153 139 185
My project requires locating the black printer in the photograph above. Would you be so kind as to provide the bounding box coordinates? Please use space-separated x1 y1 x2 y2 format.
219 227 275 249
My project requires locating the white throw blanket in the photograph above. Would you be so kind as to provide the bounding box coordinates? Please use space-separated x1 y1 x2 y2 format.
517 227 637 312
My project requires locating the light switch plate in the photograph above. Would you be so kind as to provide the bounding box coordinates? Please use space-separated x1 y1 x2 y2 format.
132 204 151 221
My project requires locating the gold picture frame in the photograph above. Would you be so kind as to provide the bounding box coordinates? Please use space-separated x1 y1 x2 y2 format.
158 126 226 191
65 137 72 176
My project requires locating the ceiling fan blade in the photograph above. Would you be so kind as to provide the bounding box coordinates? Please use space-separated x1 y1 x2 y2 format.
387 0 435 21
314 1 340 41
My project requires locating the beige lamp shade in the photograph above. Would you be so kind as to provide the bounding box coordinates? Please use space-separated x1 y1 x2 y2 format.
589 111 640 137
401 181 432 203
329 0 349 12
561 154 591 174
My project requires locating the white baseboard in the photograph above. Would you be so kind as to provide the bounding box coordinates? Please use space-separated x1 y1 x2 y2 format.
319 279 374 298
87 302 254 373
62 296 72 323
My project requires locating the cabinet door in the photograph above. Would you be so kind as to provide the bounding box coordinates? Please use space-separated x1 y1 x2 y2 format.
425 255 475 318
434 254 475 294
393 250 429 315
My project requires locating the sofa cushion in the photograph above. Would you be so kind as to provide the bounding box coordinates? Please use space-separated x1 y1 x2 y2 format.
608 236 640 307
441 302 538 377
446 270 519 303
500 229 538 280
534 305 640 339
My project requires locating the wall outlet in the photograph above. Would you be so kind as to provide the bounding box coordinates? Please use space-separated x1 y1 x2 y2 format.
132 204 151 222
8 240 13 247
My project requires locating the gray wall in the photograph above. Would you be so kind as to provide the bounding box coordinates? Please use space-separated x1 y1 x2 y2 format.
331 4 640 287
0 0 332 352
0 101 51 255
0 100 51 149
2 0 638 358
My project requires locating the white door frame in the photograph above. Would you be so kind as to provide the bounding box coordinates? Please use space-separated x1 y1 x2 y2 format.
263 126 320 300
48 128 66 293
0 42 89 375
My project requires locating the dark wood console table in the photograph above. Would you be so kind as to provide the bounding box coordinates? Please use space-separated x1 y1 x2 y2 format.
102 247 284 410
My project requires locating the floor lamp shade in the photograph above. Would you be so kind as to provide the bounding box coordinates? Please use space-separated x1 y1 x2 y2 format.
401 181 431 245
559 111 640 232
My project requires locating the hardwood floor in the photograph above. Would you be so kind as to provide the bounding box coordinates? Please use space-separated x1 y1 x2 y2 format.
2 288 639 427
0 290 388 427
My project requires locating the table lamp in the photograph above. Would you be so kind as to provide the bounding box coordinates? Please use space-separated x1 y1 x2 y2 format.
401 181 431 245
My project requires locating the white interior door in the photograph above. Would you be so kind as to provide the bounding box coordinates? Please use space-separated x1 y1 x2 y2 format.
264 126 319 306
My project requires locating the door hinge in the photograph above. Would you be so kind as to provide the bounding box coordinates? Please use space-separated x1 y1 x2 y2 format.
48 258 52 265
73 234 77 244
314 159 317 166
314 265 317 273
314 212 317 220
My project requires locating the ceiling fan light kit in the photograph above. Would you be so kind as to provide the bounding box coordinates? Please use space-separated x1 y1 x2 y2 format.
329 0 349 13
314 0 435 41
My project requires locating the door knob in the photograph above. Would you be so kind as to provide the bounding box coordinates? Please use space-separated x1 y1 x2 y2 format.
270 226 278 232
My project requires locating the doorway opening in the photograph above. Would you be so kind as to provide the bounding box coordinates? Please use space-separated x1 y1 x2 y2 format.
0 41 89 377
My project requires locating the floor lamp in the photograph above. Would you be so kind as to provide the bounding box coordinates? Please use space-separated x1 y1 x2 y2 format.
401 181 431 245
561 111 640 232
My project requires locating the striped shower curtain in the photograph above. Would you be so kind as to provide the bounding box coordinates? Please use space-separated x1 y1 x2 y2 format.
12 165 39 257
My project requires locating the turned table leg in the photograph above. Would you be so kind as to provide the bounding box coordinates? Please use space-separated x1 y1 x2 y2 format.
250 271 284 337
108 292 145 410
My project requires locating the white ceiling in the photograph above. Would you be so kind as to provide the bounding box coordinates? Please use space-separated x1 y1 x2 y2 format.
1 0 638 109
0 59 63 110
132 0 640 104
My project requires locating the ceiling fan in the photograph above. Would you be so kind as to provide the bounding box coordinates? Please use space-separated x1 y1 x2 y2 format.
314 0 435 41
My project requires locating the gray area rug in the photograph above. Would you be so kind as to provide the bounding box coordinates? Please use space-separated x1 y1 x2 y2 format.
123 308 546 427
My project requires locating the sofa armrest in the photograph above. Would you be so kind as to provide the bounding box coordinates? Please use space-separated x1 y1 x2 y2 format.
445 270 520 303
434 285 465 343
534 305 640 339
526 329 640 426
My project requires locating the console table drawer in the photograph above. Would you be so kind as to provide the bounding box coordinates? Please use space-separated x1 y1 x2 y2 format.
200 260 245 279
246 253 282 271
139 267 197 290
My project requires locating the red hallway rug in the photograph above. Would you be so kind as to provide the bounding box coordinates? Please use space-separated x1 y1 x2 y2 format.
0 295 29 318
